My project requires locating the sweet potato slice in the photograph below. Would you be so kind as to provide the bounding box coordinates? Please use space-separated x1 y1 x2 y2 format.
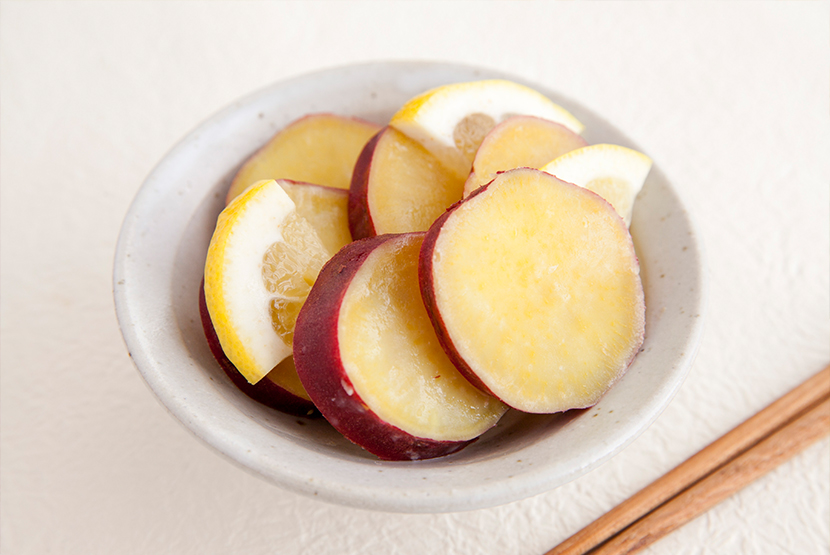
349 127 464 239
226 113 380 203
420 168 645 414
463 115 587 197
294 233 506 460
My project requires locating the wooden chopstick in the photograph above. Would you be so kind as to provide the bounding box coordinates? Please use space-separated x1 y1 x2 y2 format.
589 395 829 554
546 365 830 555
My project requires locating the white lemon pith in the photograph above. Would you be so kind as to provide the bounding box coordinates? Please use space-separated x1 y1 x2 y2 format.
540 144 652 227
389 80 584 180
204 179 331 384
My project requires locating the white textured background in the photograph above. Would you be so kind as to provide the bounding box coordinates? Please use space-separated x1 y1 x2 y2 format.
2 2 828 554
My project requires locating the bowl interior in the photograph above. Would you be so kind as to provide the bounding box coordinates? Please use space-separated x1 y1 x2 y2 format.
114 61 705 513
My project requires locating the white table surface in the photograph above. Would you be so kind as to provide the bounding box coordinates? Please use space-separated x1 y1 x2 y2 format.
2 2 828 554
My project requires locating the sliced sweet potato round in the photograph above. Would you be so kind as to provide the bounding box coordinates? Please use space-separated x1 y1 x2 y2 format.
420 168 646 414
348 126 464 239
293 233 506 460
226 113 380 203
463 115 587 197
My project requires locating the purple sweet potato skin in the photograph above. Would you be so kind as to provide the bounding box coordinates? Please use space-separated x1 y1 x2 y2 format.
417 183 499 398
347 129 383 240
293 234 471 461
198 281 319 418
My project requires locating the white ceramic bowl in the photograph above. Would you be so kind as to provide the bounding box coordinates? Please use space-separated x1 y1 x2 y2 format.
113 61 706 513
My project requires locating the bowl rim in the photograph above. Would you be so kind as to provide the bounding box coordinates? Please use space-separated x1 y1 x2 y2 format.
113 60 707 513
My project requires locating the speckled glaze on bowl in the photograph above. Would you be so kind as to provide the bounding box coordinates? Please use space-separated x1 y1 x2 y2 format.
113 61 706 513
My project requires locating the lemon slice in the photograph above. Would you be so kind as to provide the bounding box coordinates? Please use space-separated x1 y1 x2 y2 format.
204 179 335 384
540 144 652 227
389 79 584 179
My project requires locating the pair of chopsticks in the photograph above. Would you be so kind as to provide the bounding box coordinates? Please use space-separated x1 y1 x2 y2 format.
546 365 830 555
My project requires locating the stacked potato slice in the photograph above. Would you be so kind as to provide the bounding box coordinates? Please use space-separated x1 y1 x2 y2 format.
200 80 652 460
